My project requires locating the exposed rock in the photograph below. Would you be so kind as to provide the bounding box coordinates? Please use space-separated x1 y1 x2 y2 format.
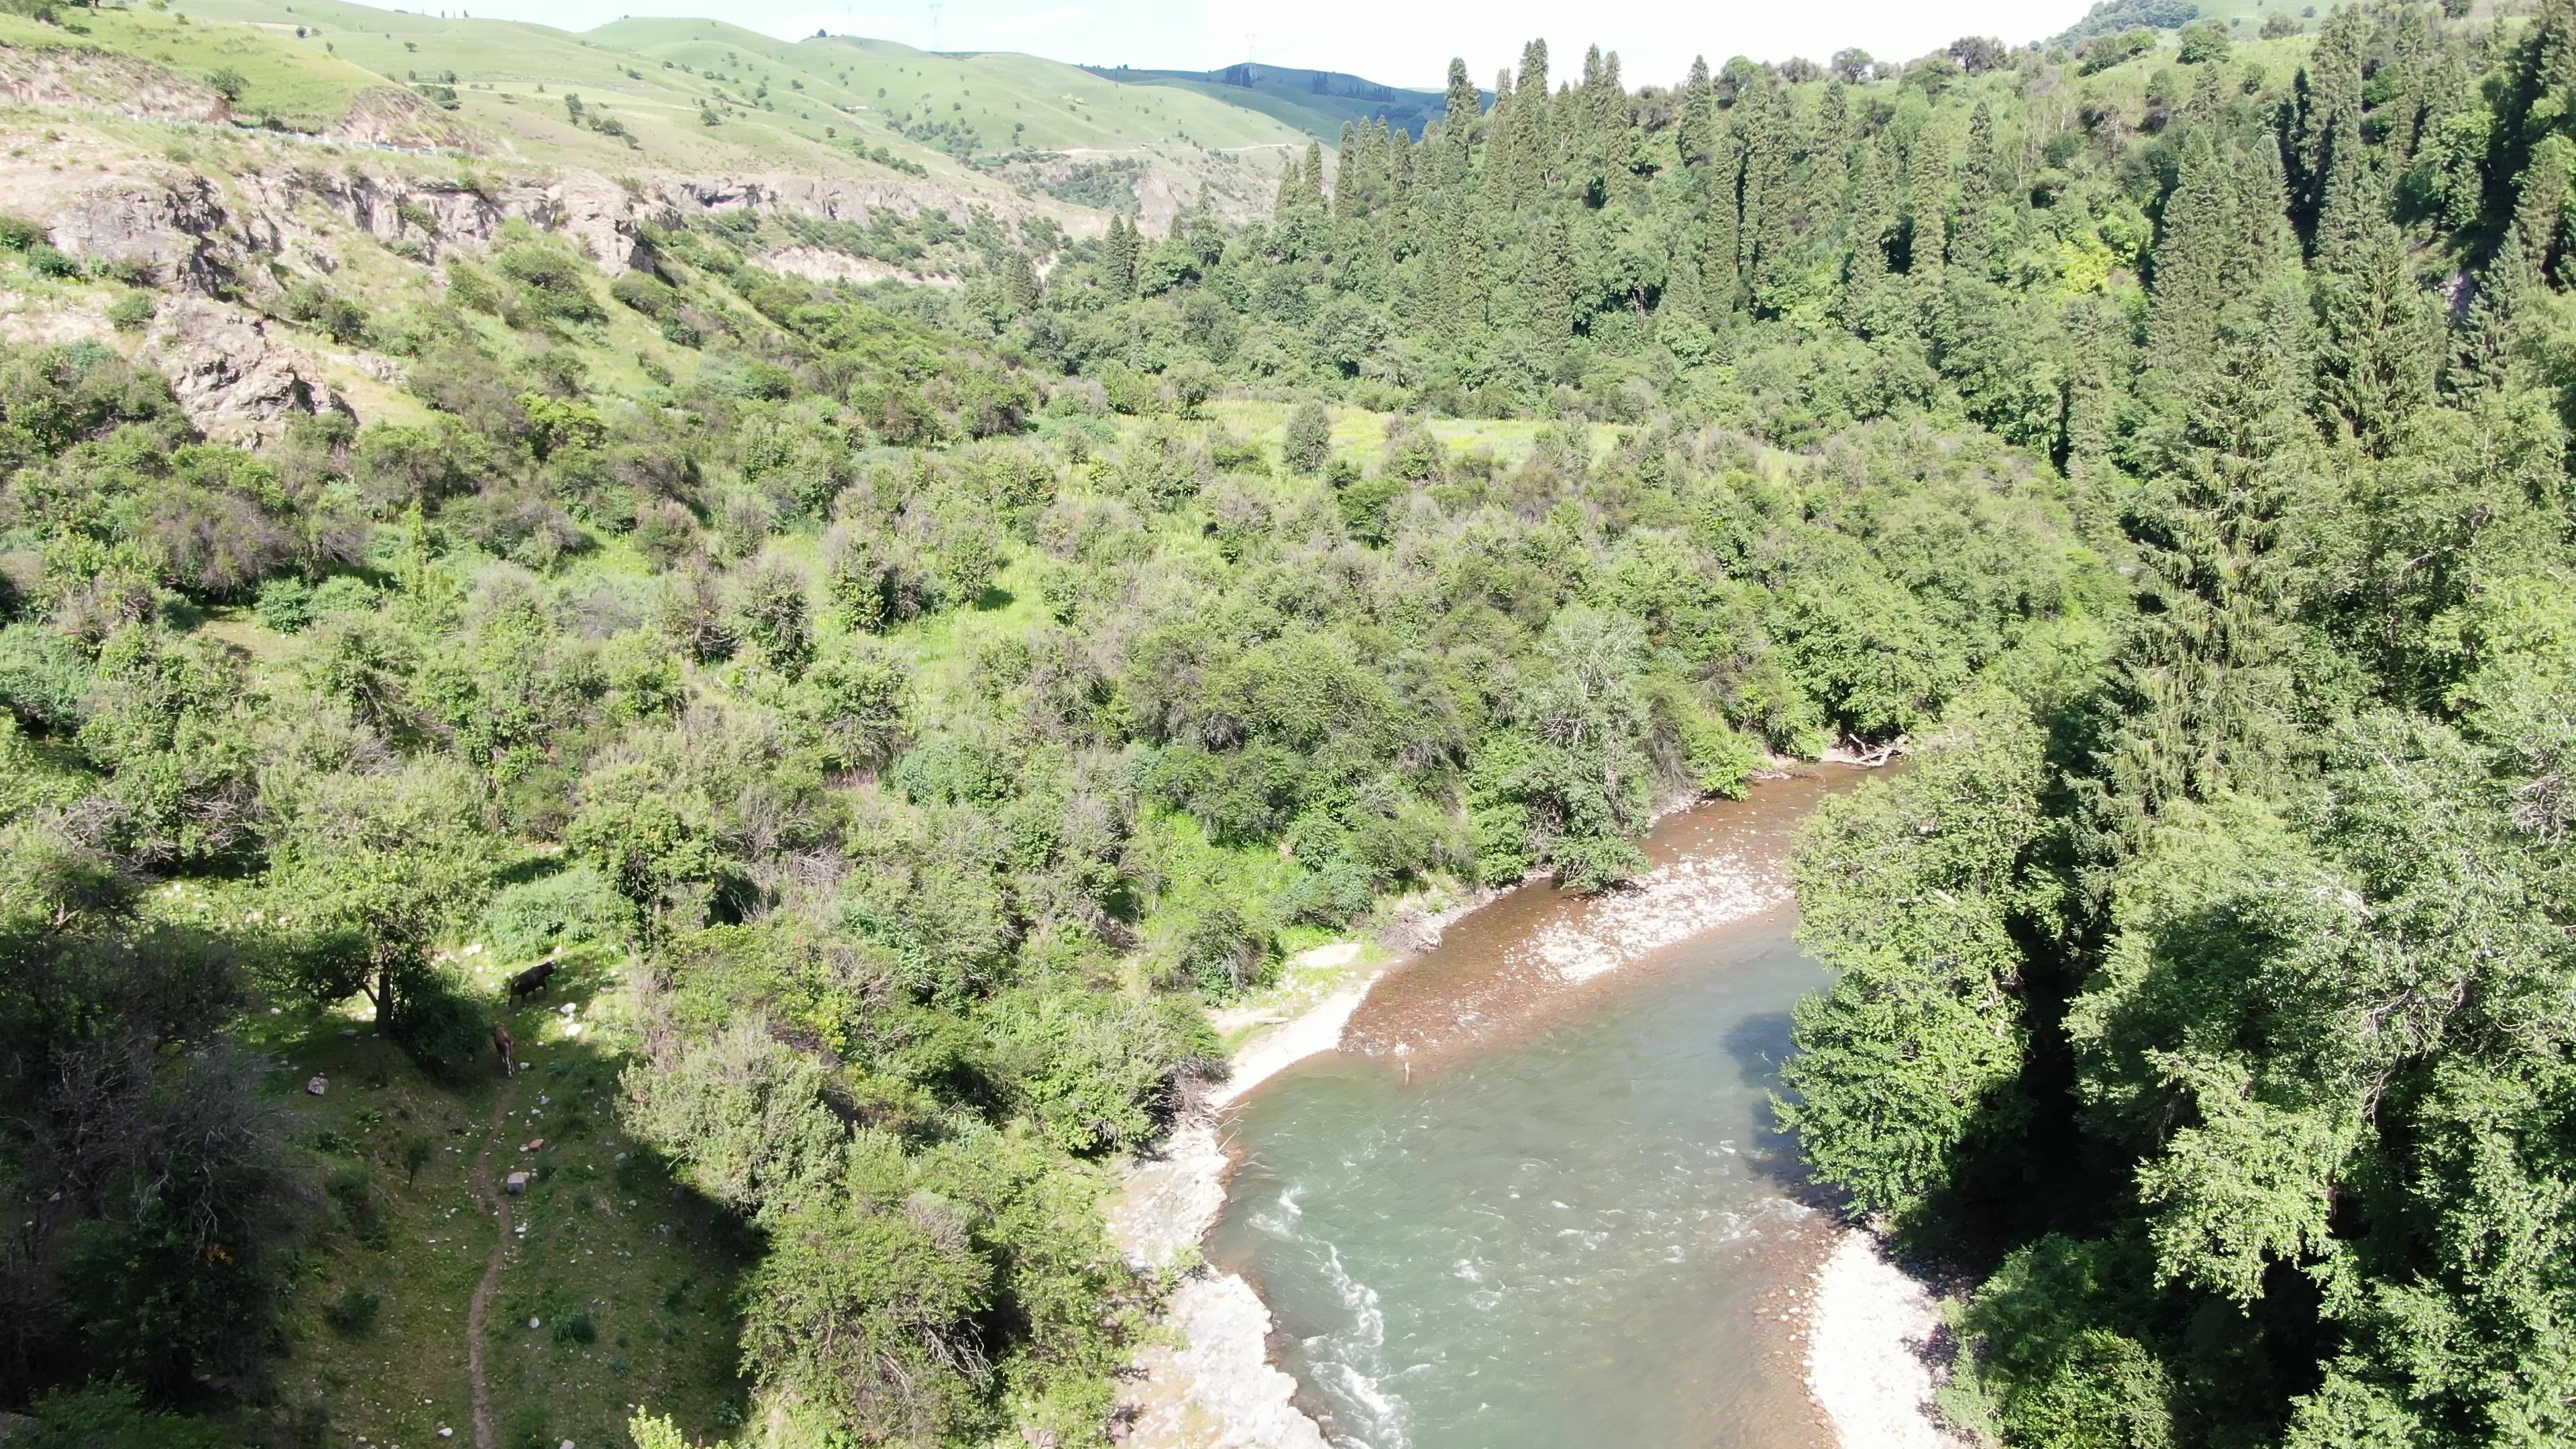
0 44 229 123
504 1171 530 1195
43 170 231 292
328 85 478 153
751 244 959 288
138 297 353 445
0 299 112 347
305 1076 327 1096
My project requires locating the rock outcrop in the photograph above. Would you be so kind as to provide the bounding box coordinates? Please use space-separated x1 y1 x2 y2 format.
327 85 477 153
138 297 354 445
40 170 233 292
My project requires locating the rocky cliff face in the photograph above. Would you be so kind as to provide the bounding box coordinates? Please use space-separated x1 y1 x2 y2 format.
0 40 1118 440
41 169 235 293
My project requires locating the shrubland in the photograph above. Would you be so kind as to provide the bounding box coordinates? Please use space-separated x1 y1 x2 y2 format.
5 0 2570 1445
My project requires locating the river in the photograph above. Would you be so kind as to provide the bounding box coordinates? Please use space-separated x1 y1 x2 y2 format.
1203 769 1868 1449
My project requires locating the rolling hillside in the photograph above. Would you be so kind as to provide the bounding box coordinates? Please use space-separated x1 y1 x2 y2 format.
1083 62 1458 140
16 0 1323 226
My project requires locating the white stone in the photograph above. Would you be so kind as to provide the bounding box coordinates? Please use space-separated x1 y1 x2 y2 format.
504 1171 530 1194
305 1076 327 1096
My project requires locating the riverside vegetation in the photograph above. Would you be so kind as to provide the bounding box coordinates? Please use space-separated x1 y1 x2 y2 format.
0 0 2570 1446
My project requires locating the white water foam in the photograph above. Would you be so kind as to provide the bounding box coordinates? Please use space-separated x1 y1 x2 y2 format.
1307 1241 1409 1449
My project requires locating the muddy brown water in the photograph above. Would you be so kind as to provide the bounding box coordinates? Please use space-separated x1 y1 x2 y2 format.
1208 769 1870 1449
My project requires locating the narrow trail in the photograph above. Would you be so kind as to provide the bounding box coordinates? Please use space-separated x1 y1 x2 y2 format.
466 1079 515 1449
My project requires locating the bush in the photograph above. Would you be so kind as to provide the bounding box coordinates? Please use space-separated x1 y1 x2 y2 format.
324 1286 382 1336
388 961 493 1083
491 244 604 324
481 863 637 959
0 622 95 734
106 292 156 332
256 576 316 633
1170 902 1272 1000
1282 399 1332 472
20 1382 229 1449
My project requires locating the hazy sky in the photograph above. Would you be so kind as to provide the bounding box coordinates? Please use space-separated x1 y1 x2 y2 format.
452 0 2088 89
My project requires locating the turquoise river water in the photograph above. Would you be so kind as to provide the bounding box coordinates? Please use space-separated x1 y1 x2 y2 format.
1208 770 1867 1449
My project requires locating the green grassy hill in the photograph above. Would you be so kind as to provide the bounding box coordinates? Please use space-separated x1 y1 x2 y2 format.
10 0 1325 223
1083 62 1456 141
2052 0 2511 45
591 25 1316 158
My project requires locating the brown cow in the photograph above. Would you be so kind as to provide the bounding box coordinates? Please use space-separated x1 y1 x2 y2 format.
492 1021 516 1076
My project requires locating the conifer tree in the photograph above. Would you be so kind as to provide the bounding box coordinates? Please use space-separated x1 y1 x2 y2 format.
1301 140 1327 199
1906 131 1949 282
1334 121 1360 216
2294 6 2368 237
1444 57 1479 150
2511 132 2574 278
1532 214 1578 339
2237 134 2302 278
1002 251 1039 313
1102 215 1137 297
2312 161 2439 450
1438 190 1488 339
1949 101 1996 275
1739 80 1794 311
2149 131 2236 368
2108 278 2320 820
1513 39 1552 197
1704 118 1743 313
1809 83 1851 232
1676 56 1715 168
2453 230 2534 394
1481 71 1520 207
1843 131 1892 333
1591 50 1628 194
2061 294 2127 480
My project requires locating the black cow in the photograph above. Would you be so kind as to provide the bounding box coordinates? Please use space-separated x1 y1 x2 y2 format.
506 958 559 1008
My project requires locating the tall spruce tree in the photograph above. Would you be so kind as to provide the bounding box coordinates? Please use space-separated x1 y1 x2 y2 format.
2148 130 2237 371
1444 57 1479 150
1676 56 1715 169
1102 214 1137 297
2294 5 2369 239
1950 100 1998 275
1843 130 1892 333
2313 156 2438 449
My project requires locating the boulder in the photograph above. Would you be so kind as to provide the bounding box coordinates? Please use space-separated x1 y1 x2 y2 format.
504 1171 530 1195
305 1076 327 1096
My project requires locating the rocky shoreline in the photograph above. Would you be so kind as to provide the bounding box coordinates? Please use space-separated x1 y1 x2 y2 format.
1108 770 1956 1449
1805 1232 1965 1449
1105 938 1402 1449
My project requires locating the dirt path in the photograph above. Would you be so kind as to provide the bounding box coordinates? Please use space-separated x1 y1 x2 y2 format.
466 1083 515 1449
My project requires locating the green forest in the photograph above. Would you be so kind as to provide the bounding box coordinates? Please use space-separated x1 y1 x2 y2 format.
0 0 2571 1444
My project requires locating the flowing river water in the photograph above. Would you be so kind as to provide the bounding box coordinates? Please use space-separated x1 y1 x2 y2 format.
1203 769 1871 1449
